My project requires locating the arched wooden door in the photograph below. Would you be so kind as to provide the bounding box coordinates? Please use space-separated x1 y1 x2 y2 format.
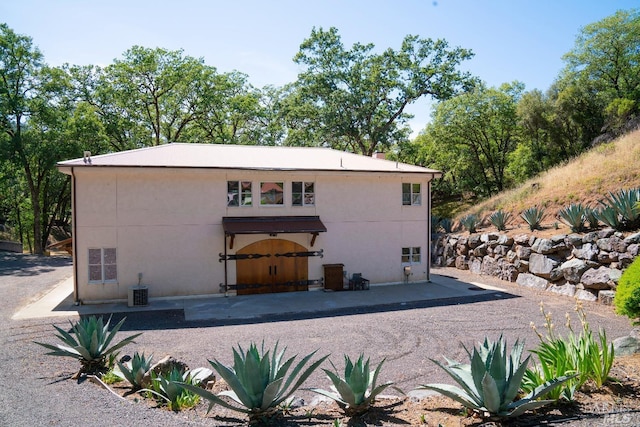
236 239 308 295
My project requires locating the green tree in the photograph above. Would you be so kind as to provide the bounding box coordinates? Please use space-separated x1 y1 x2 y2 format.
291 27 476 155
0 24 105 253
73 47 267 149
420 82 523 197
0 23 50 253
188 70 265 144
561 8 640 134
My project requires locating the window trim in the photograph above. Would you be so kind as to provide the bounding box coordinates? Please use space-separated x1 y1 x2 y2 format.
260 181 285 206
88 247 118 284
402 182 422 206
227 181 252 207
401 246 422 265
292 181 315 207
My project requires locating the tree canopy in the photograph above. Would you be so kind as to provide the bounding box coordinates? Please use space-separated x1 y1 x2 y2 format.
1 7 639 250
290 27 477 155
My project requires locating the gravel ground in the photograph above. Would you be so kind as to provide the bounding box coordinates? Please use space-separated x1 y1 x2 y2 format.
0 252 633 426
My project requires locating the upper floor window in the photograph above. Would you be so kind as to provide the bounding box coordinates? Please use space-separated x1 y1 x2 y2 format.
260 182 284 205
402 183 421 206
88 248 117 284
292 182 315 206
227 181 252 206
402 247 421 264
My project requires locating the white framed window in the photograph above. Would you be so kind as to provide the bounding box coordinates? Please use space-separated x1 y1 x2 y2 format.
260 181 284 205
401 247 421 264
88 248 117 284
402 183 421 206
292 181 315 206
227 181 252 207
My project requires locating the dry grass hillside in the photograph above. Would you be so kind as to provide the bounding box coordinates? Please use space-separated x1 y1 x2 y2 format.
450 128 640 233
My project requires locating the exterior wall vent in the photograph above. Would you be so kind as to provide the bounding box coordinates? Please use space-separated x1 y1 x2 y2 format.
128 285 148 307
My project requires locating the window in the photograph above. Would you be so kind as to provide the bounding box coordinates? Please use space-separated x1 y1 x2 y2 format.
260 182 284 205
88 248 117 283
402 183 421 206
402 247 421 264
292 181 315 206
227 181 252 206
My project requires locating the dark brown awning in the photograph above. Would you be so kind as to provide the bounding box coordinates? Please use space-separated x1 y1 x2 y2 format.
222 216 327 248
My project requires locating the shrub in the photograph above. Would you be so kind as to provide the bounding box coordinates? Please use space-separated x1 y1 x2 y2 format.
521 206 546 231
615 256 640 324
489 210 511 231
558 203 587 233
309 354 399 416
418 335 570 418
34 315 142 375
179 341 328 424
460 214 479 234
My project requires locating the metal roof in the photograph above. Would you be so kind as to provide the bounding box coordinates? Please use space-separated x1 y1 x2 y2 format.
57 143 442 176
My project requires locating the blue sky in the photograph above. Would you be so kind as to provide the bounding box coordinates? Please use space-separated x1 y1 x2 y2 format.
2 0 637 135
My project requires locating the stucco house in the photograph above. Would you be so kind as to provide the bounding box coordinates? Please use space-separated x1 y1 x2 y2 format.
57 143 442 305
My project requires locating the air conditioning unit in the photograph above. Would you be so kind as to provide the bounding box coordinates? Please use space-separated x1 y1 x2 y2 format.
128 285 148 307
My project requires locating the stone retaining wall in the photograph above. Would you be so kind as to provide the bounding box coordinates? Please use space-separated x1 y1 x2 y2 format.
432 229 640 304
0 240 23 253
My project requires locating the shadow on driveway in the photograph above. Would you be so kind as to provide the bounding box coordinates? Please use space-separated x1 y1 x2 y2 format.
83 281 519 331
0 252 71 276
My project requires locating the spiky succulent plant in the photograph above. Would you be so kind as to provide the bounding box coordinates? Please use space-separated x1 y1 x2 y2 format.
489 210 511 231
309 354 399 416
558 203 587 232
116 351 153 390
419 335 570 418
521 206 546 231
35 315 141 375
179 341 328 423
460 214 479 233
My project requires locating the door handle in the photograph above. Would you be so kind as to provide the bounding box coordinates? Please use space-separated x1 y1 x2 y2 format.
269 266 272 275
274 266 277 275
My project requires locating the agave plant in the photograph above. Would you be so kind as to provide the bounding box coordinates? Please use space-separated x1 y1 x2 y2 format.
309 354 399 416
489 210 511 231
584 206 599 230
439 217 453 233
460 214 479 234
179 341 328 423
595 205 620 230
432 216 453 233
143 366 211 411
558 203 587 233
116 352 153 390
599 188 640 230
521 206 546 231
34 315 142 375
418 335 570 418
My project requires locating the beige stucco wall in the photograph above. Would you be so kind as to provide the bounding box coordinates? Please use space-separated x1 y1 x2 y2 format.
71 167 433 302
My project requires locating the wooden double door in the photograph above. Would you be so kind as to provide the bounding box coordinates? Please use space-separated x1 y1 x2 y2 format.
236 239 308 295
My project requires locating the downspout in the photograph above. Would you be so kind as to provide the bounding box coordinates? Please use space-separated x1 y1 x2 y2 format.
426 179 432 283
70 167 80 304
223 233 228 296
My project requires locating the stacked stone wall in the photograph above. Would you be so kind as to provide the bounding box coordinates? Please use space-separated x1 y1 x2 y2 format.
432 229 640 304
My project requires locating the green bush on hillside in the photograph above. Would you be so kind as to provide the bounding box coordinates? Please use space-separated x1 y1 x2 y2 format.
615 257 640 324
